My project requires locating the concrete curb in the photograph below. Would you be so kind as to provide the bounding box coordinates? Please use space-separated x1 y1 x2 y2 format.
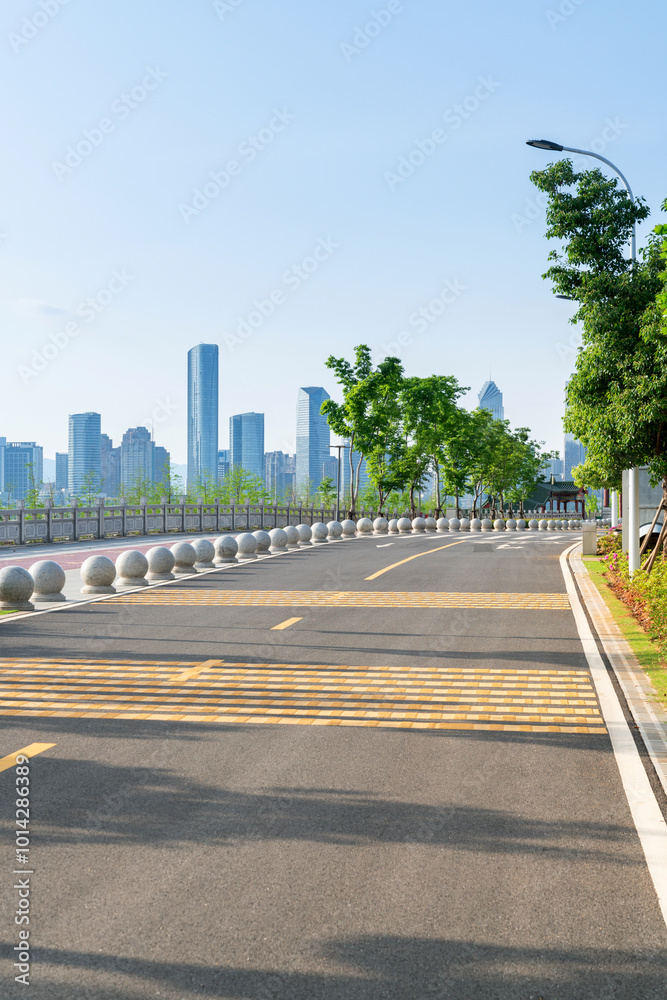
570 545 667 800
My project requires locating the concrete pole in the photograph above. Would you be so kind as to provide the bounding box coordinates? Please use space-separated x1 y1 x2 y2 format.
610 490 619 528
628 468 640 573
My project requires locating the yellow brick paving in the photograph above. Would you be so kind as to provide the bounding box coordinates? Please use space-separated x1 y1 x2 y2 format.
107 589 571 610
0 658 605 734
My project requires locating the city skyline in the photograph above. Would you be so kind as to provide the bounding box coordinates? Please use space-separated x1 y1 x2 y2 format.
3 2 662 465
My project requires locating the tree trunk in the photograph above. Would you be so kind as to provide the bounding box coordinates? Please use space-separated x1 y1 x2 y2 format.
455 490 460 519
640 500 664 557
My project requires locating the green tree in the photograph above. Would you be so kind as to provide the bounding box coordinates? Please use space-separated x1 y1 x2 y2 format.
24 462 42 509
79 470 104 506
317 476 338 509
530 160 666 564
322 346 404 510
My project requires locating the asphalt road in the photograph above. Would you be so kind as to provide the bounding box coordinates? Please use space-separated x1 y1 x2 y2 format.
1 533 666 999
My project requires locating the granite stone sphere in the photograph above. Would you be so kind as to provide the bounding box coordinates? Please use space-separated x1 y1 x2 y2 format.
425 517 437 532
356 518 373 535
214 534 238 563
170 541 197 573
437 518 450 532
81 555 116 594
460 517 471 532
146 546 175 580
494 519 506 531
539 519 548 531
115 549 149 587
516 519 527 530
397 517 412 534
284 525 301 548
296 523 312 545
311 522 329 543
470 518 482 532
373 517 389 534
481 518 493 531
0 565 35 609
547 519 556 531
269 528 288 552
236 532 258 559
29 560 66 602
568 520 576 530
506 519 517 531
341 519 357 538
327 521 343 539
193 538 215 568
412 517 426 533
528 519 539 530
253 530 271 554
388 519 400 534
449 517 461 532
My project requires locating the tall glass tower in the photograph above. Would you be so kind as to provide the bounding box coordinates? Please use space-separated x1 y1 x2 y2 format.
187 344 219 487
477 380 504 421
296 387 330 488
68 412 102 497
229 412 264 478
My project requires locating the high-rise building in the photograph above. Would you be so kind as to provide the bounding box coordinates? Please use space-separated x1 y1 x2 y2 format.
544 457 564 481
68 412 102 497
564 434 587 479
153 446 170 487
187 344 219 488
218 449 230 483
55 452 69 494
296 387 331 488
0 440 43 502
478 380 504 421
230 412 264 478
340 446 370 508
121 426 153 491
265 451 296 499
322 456 338 482
100 435 120 497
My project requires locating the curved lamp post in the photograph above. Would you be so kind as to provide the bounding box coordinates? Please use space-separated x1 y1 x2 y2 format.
526 138 639 571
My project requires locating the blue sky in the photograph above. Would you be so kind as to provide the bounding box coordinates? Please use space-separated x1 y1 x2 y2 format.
1 0 665 464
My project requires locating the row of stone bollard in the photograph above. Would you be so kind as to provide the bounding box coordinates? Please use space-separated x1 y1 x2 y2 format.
0 514 590 611
0 522 351 612
353 515 586 534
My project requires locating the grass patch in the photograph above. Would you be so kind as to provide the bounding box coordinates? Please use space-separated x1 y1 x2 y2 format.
583 555 667 709
0 609 19 615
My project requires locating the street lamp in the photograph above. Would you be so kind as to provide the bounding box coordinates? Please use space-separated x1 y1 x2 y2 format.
526 138 639 571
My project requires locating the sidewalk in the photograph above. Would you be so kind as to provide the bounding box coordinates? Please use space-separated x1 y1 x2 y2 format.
572 546 667 799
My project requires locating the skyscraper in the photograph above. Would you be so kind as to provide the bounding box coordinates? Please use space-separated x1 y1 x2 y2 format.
564 434 587 480
153 446 170 487
187 343 219 487
55 452 69 494
68 412 101 497
0 441 43 502
121 426 153 490
296 387 330 488
230 412 264 478
478 380 504 421
100 435 120 497
265 450 296 499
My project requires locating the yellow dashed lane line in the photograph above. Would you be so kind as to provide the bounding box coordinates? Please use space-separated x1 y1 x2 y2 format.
107 590 571 609
0 658 605 734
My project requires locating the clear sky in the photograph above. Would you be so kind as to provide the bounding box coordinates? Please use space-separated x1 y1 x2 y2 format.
1 0 665 464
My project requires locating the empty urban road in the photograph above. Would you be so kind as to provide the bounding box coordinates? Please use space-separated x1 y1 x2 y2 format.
1 533 666 999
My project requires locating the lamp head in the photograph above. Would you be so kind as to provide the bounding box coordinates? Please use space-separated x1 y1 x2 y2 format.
526 139 564 151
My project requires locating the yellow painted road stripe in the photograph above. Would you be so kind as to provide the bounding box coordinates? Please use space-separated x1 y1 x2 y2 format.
365 539 468 580
271 617 303 630
0 742 56 772
107 590 571 609
173 659 225 684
